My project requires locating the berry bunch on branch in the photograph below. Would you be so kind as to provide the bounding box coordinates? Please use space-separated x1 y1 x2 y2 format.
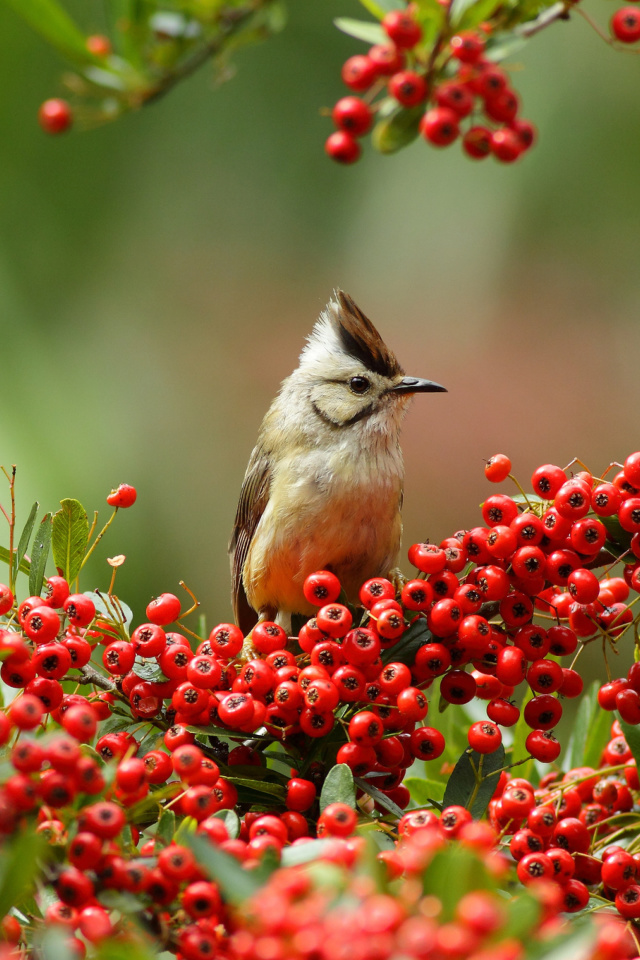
1 454 640 956
326 0 640 165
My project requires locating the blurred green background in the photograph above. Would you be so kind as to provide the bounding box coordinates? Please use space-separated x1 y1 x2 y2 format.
1 0 639 646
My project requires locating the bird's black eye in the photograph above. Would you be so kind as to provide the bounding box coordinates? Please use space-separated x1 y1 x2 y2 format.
349 376 370 395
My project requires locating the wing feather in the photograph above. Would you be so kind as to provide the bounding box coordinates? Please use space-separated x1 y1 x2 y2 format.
229 447 272 635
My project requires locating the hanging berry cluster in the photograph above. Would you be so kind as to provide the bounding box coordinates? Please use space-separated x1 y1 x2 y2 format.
326 0 640 165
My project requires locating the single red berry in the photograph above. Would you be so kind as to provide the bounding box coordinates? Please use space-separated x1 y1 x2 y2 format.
325 131 361 165
468 720 502 754
420 107 459 146
382 10 422 48
511 118 537 150
389 70 428 107
526 729 561 762
624 451 640 487
86 34 112 57
491 127 523 163
23 605 61 644
131 622 166 658
106 483 137 507
611 7 640 42
63 594 96 627
368 44 405 75
462 126 492 159
331 98 373 137
450 31 485 62
38 98 72 134
484 89 519 124
410 726 445 761
435 80 474 117
318 801 357 837
0 584 13 615
341 55 377 91
146 592 181 625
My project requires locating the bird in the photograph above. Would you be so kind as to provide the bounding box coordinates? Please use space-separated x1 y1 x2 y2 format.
229 290 446 636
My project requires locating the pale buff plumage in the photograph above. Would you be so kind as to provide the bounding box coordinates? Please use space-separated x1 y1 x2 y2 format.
229 291 445 634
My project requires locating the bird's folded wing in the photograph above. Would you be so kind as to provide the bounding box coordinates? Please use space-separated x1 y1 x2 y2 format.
229 449 272 635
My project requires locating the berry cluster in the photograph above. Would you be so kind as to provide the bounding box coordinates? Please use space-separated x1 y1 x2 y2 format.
327 7 536 165
1 454 640 954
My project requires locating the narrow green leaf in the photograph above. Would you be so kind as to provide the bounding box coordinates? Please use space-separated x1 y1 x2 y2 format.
449 0 479 27
52 499 89 585
225 777 286 799
320 763 356 812
456 0 503 28
0 830 47 920
381 617 431 665
213 808 240 840
372 105 423 155
404 776 445 806
510 687 535 784
29 513 52 598
14 501 38 587
422 846 493 919
334 17 386 44
156 807 176 846
1 0 94 65
358 0 404 17
281 839 334 867
617 718 640 768
582 699 612 771
354 776 404 818
442 744 505 818
567 681 598 771
0 545 29 576
39 927 70 960
185 833 265 904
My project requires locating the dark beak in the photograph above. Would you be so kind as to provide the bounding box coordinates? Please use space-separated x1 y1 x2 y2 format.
391 376 447 395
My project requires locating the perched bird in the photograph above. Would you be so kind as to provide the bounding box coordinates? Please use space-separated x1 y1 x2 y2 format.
229 291 446 635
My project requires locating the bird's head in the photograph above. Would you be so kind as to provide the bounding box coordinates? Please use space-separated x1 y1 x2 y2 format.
290 290 446 432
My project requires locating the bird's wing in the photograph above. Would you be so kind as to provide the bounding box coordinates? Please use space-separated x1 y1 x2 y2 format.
229 447 272 635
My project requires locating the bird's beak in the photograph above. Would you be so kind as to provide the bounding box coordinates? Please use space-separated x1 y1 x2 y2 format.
390 376 447 395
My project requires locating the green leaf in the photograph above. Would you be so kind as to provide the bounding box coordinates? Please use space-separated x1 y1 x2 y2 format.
39 927 71 960
510 687 535 784
0 545 29 576
454 0 503 29
381 617 431 665
334 17 386 44
484 34 528 63
404 776 445 806
52 499 89 585
14 501 38 587
0 830 47 920
0 0 95 65
281 839 334 866
354 776 404 818
566 682 613 771
29 513 52 598
422 846 493 919
499 888 541 941
618 718 640 769
358 0 404 17
185 833 265 904
320 763 356 812
213 808 240 840
225 777 286 800
442 744 505 818
132 659 168 683
156 807 176 846
372 105 424 155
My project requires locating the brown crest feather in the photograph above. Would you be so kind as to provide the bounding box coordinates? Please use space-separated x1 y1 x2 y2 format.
333 291 403 379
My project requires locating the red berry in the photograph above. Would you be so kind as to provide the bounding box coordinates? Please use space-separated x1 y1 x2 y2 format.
389 70 428 107
462 126 492 159
38 98 72 134
484 89 519 124
325 131 361 165
63 594 96 627
611 7 640 42
0 584 13 615
624 451 640 487
106 483 137 507
526 729 561 762
420 107 459 146
146 592 181 625
435 81 474 118
491 127 523 163
468 720 502 754
450 31 485 63
382 11 422 49
331 98 373 137
318 801 357 837
368 44 405 75
341 55 377 91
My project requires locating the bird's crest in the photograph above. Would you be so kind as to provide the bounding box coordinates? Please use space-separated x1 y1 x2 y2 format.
330 290 403 378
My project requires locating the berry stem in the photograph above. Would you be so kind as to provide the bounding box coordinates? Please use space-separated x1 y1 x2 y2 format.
177 580 200 619
80 508 118 571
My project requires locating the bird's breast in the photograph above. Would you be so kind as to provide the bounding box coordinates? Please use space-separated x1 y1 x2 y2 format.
243 442 404 616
